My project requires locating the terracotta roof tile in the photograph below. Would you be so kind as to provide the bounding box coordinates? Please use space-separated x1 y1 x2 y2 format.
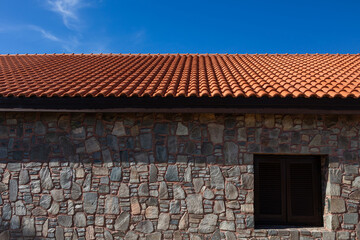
1 53 360 98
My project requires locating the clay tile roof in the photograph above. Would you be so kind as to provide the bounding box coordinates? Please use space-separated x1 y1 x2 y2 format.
0 53 360 98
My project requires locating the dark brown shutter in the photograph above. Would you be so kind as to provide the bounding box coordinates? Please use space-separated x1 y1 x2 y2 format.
254 157 286 225
286 158 322 226
254 155 322 227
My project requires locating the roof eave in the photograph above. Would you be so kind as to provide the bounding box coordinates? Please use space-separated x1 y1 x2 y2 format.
0 96 360 114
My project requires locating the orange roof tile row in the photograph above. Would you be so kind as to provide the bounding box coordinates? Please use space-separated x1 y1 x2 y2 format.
0 53 360 98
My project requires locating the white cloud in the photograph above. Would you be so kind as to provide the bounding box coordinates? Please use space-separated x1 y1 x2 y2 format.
0 24 79 52
29 25 79 52
28 25 61 42
0 24 60 42
46 0 85 29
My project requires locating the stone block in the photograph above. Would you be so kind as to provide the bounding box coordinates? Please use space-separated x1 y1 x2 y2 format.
325 215 340 230
155 145 167 163
93 167 108 175
40 195 52 209
9 179 18 202
74 212 86 227
105 196 120 214
344 213 358 224
58 215 72 227
71 182 82 200
282 115 293 130
245 114 256 127
146 232 161 240
85 137 100 153
32 207 47 216
19 169 29 185
225 182 238 200
214 200 225 213
112 121 126 136
179 212 189 230
10 216 20 229
135 220 154 234
40 167 53 190
83 192 98 214
322 232 335 240
198 214 218 233
60 168 72 189
224 142 239 165
55 226 64 240
138 183 149 197
173 184 185 199
210 166 224 189
326 183 341 196
145 206 159 219
329 198 346 213
242 174 254 189
157 213 170 230
337 231 350 240
115 211 130 232
22 217 35 237
51 189 64 202
186 194 203 214
165 165 179 182
208 123 224 144
176 122 188 135
219 221 235 231
159 181 169 199
193 178 204 193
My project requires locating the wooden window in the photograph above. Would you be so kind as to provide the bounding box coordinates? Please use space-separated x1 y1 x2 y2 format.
254 155 322 227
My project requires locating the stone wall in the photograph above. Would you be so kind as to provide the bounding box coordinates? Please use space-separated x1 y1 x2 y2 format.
0 112 359 240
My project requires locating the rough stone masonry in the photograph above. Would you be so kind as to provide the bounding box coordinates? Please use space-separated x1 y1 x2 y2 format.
0 112 359 240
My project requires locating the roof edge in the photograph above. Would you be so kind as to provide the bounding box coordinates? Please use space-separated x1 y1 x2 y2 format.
1 96 360 114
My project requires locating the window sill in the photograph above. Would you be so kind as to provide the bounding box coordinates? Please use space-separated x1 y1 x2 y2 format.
253 226 334 239
255 225 326 230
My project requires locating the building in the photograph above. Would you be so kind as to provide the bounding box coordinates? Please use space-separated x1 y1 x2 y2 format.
0 53 359 239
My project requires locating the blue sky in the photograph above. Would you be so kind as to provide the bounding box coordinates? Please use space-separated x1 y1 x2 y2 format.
1 0 360 54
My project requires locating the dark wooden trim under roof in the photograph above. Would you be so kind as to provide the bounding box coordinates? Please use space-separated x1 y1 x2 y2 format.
1 96 360 114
